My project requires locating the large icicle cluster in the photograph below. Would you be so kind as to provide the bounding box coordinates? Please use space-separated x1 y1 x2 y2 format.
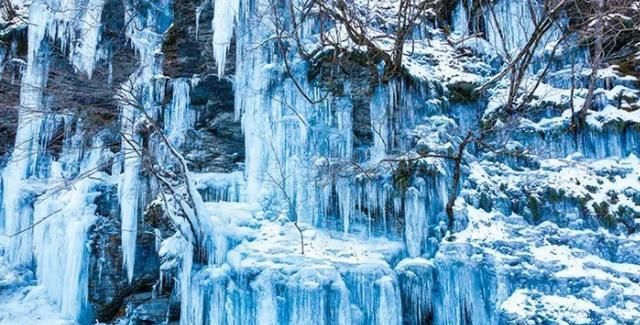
32 142 111 320
1 0 106 268
0 1 111 321
174 0 640 322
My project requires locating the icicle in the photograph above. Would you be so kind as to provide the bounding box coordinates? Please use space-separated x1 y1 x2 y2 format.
119 87 142 282
376 275 402 325
207 268 230 325
370 85 389 163
337 178 352 233
433 248 498 325
71 0 105 77
164 79 194 149
404 180 427 257
396 258 435 325
212 0 240 78
343 264 402 324
283 267 351 325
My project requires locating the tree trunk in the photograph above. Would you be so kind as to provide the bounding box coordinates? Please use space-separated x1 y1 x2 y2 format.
446 133 473 231
578 0 604 119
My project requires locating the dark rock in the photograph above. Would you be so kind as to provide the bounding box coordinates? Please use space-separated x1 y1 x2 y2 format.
128 296 180 324
162 0 235 78
447 79 480 103
310 52 379 162
0 26 25 161
88 182 172 323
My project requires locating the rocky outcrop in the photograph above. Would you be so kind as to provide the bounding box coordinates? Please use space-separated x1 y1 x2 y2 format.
162 0 243 173
85 0 245 320
88 184 161 322
0 21 25 162
185 74 243 172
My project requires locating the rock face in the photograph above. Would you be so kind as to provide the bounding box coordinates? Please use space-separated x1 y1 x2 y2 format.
1 0 640 324
185 74 243 173
163 0 243 173
88 184 169 322
80 0 245 320
0 21 24 161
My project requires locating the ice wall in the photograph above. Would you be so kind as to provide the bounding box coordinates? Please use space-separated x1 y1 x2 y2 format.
451 0 563 61
1 0 106 266
32 142 110 321
118 0 171 281
232 0 446 242
0 1 111 316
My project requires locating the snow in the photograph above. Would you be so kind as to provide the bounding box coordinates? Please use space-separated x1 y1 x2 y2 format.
0 286 72 325
228 220 404 270
448 155 640 323
501 290 601 324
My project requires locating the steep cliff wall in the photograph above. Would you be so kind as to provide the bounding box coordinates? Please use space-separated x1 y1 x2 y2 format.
0 0 639 324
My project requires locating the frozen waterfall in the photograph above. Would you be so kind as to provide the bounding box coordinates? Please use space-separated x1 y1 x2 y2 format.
1 0 639 323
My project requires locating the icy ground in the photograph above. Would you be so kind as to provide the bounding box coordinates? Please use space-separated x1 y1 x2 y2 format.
448 155 640 324
0 237 69 325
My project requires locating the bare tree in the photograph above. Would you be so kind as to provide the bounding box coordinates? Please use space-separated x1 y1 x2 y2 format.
264 140 305 254
114 77 207 250
0 0 17 21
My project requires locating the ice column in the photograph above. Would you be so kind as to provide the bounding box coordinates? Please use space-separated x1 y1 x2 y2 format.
212 0 240 77
119 86 143 282
165 79 195 148
370 85 390 163
32 139 108 321
2 2 51 265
